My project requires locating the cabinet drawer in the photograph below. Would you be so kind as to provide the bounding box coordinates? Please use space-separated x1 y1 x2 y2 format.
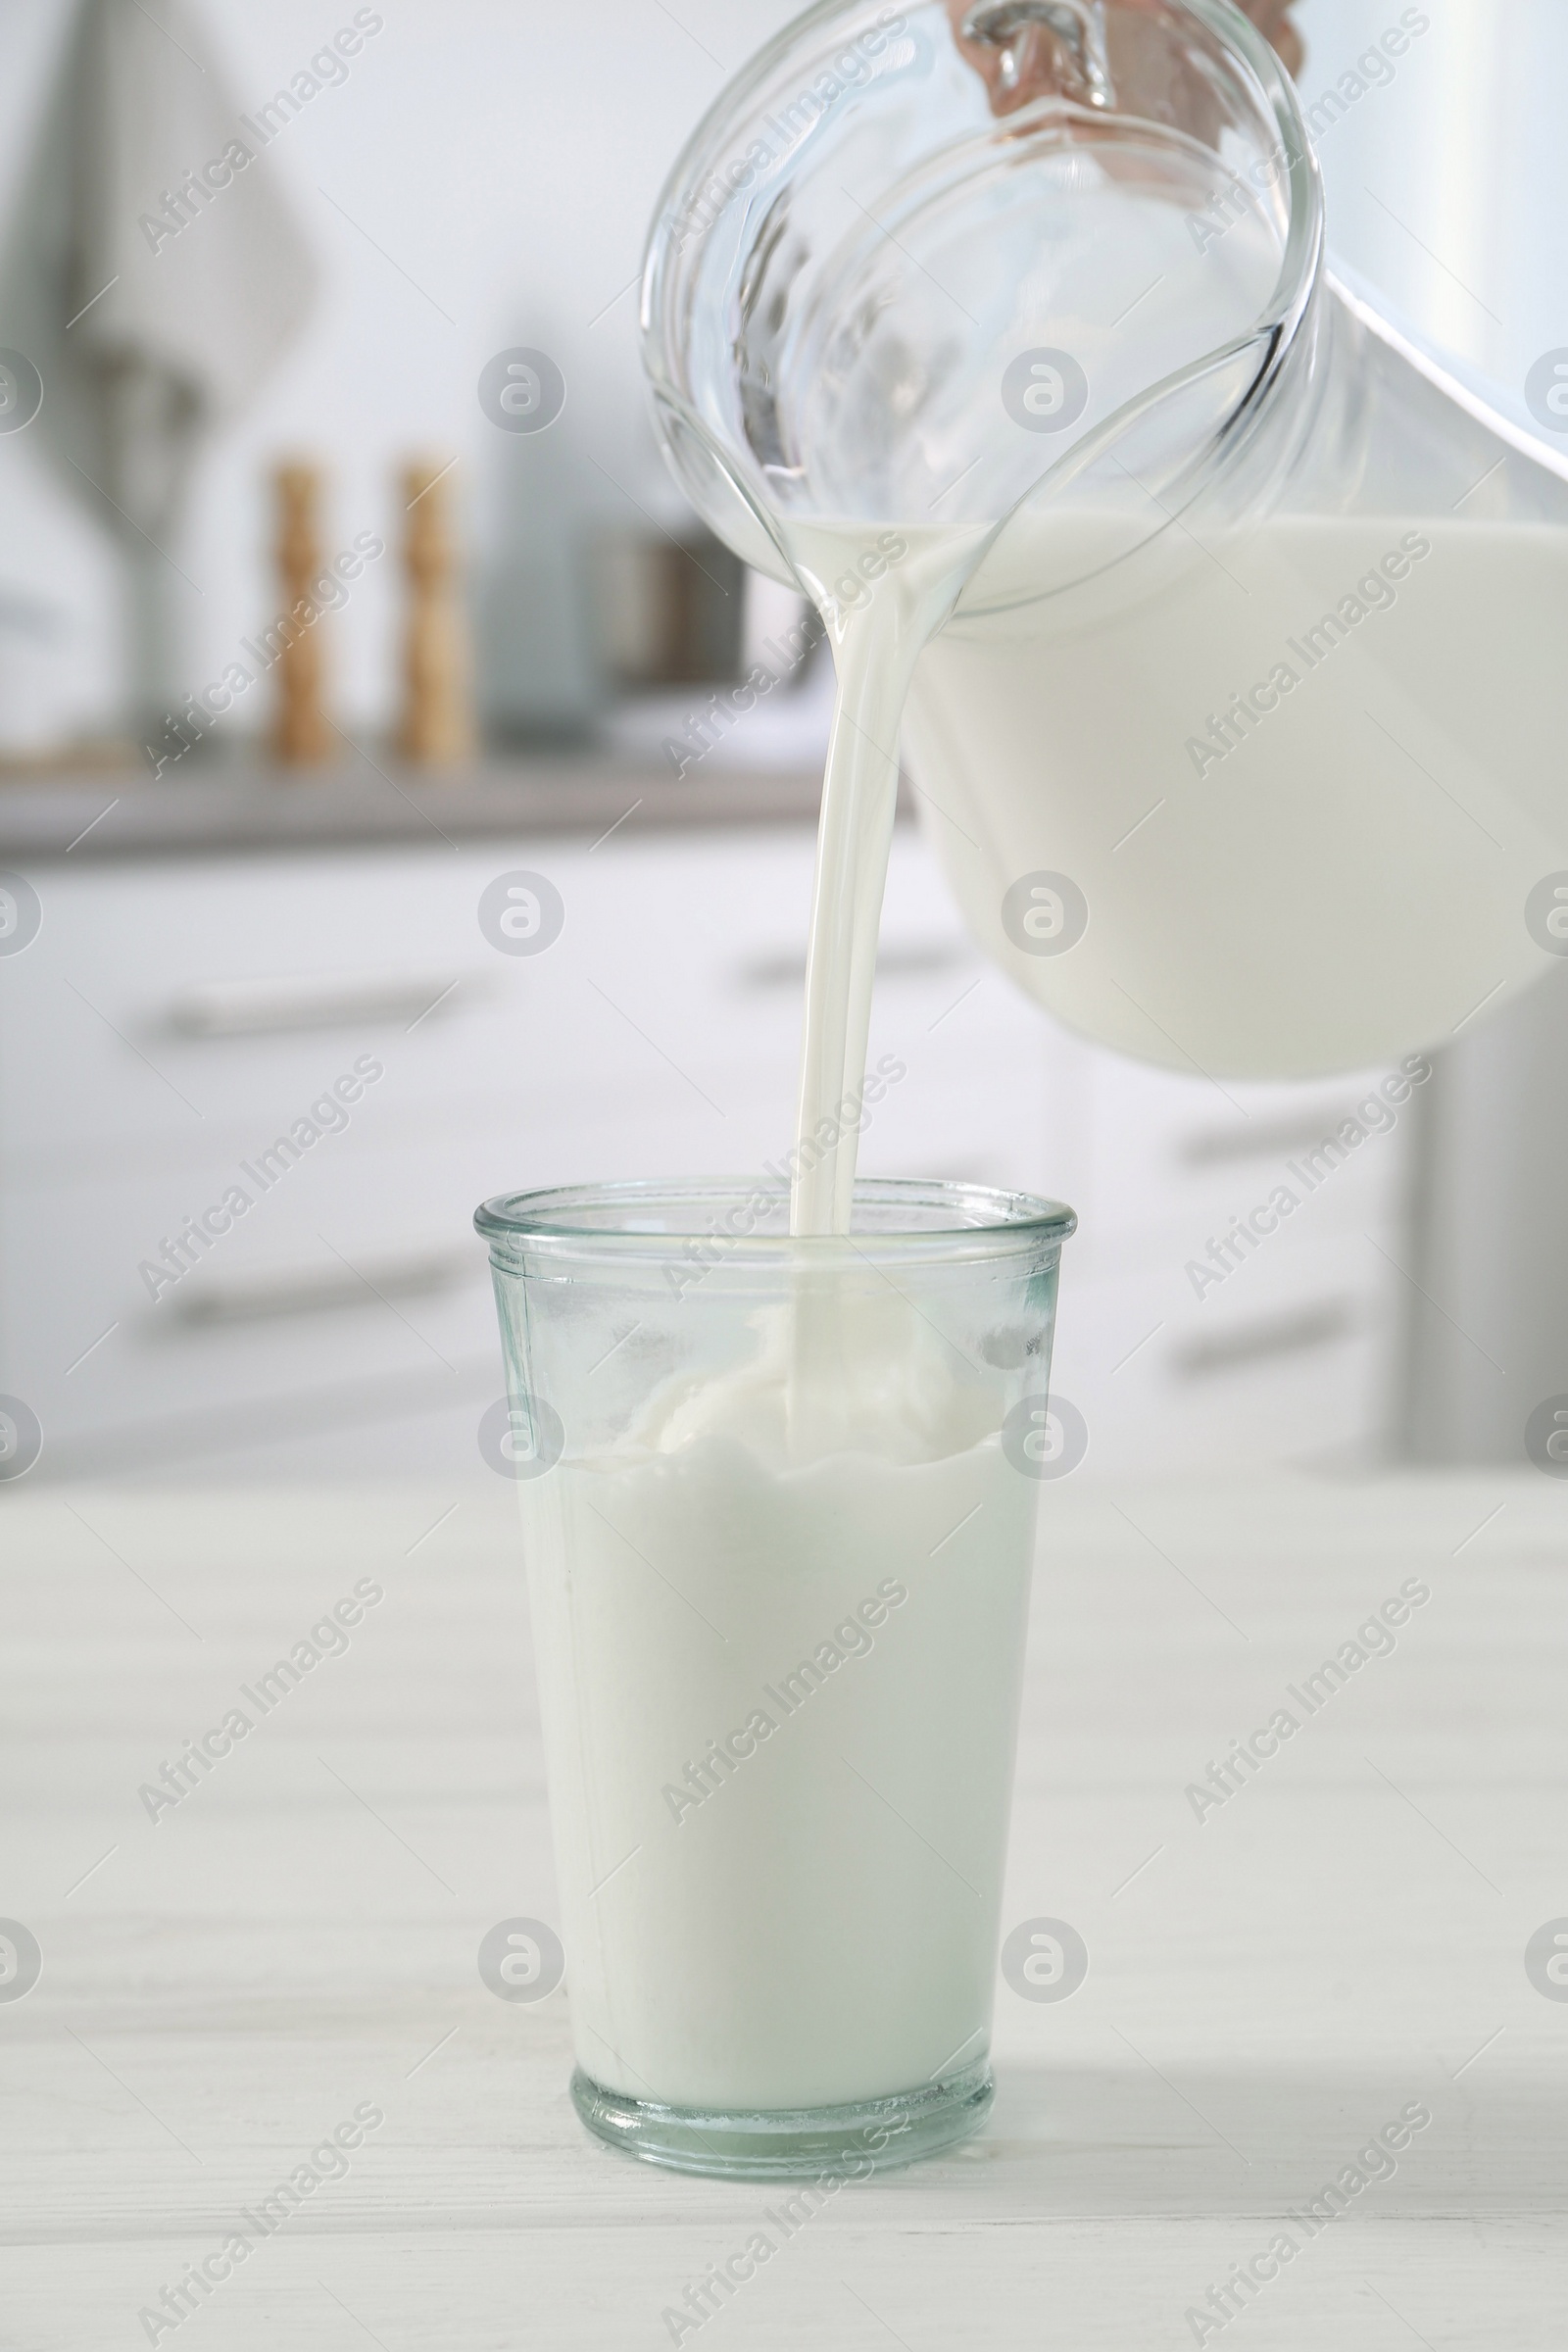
1081 1056 1416 1258
6 821 1054 1174
5 1133 500 1447
6 1078 865 1465
1049 1224 1402 1474
2 831 822 1168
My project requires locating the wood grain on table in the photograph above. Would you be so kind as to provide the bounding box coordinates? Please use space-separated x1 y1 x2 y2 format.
2 1475 1563 2349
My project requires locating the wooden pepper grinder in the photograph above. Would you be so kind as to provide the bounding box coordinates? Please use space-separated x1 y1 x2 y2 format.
397 458 474 769
271 462 333 767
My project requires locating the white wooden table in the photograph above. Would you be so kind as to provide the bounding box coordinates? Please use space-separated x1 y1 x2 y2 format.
3 1473 1564 2348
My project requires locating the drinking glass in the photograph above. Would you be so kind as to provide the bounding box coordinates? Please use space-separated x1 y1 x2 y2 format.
475 1175 1075 2177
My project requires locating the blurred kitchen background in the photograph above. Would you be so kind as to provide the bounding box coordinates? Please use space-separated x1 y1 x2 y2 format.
0 0 1564 1486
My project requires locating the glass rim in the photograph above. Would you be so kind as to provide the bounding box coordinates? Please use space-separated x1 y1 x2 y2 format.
644 0 1319 354
474 1174 1076 1265
640 0 1322 557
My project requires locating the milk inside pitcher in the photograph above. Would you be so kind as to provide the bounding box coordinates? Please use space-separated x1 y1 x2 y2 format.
642 0 1568 1078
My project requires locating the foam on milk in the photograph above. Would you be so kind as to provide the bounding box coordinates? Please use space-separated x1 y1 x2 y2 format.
626 1291 1000 1470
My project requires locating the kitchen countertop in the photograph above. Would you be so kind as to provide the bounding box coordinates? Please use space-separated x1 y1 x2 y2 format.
2 1472 1562 2348
0 757 828 862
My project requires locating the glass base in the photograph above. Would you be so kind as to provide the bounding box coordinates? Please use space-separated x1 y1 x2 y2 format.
569 2057 993 2179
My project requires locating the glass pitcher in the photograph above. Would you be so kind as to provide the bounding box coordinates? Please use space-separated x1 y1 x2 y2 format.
641 0 1568 1078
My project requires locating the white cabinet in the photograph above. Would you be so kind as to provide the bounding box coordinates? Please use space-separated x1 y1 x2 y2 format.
1047 1054 1416 1475
0 819 1412 1480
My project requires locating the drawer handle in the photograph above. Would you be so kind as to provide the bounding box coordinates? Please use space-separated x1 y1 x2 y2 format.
1180 1109 1380 1169
172 1247 475 1326
738 941 971 990
167 970 487 1037
1173 1301 1356 1379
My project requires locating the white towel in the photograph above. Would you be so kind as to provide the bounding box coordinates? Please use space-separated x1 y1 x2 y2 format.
66 0 317 541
